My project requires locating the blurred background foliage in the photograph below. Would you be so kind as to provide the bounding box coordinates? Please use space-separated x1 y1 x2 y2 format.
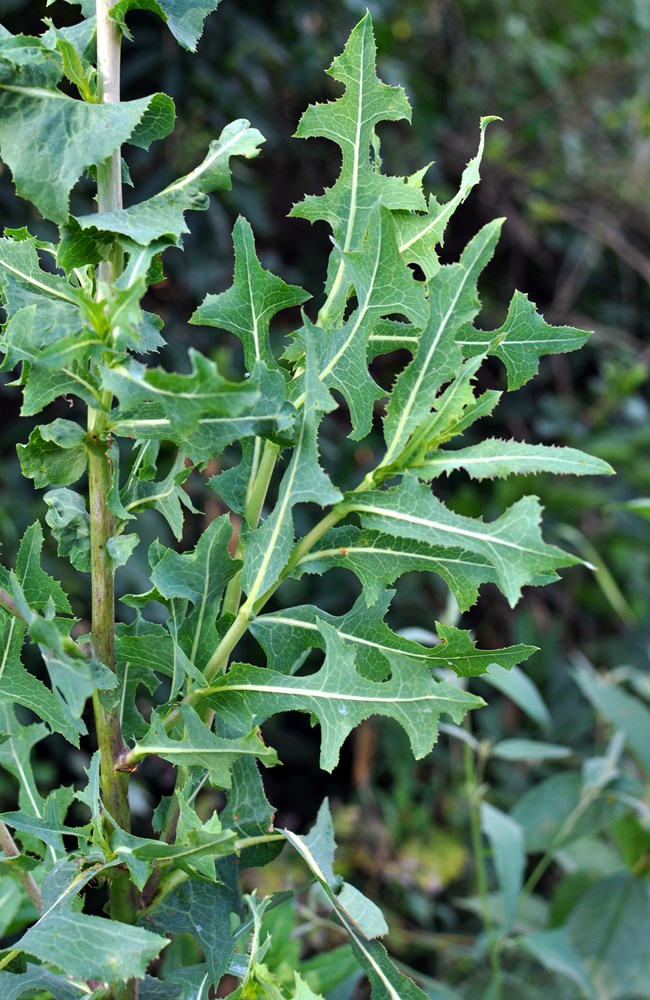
1 0 649 996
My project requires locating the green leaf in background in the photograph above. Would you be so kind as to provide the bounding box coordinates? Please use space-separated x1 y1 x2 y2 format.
566 874 650 998
460 291 591 389
351 476 578 607
511 772 616 853
519 929 597 1000
491 739 572 762
203 623 484 771
192 215 310 373
110 0 222 51
420 438 614 481
480 802 525 935
480 663 552 730
574 669 650 773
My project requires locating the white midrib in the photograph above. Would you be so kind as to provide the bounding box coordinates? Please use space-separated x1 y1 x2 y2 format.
458 337 559 347
0 259 77 303
259 614 430 660
343 28 366 254
398 191 460 254
383 231 493 466
426 451 587 470
245 237 262 363
295 234 381 411
0 84 67 100
298 545 490 569
137 744 264 757
215 681 461 706
281 831 401 1000
353 502 542 557
164 123 250 194
10 724 58 863
116 411 285 432
317 27 367 322
0 617 16 684
112 367 243 401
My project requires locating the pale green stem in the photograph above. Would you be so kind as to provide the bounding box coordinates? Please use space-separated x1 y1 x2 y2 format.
93 4 139 996
222 440 280 617
0 949 20 973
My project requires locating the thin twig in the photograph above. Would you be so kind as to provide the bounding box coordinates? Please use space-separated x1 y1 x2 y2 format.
0 820 44 913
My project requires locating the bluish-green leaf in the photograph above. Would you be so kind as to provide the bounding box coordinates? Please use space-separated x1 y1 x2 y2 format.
192 216 310 373
68 119 264 253
461 290 591 389
0 75 173 222
132 706 278 788
110 0 222 51
420 438 614 481
202 624 484 772
351 476 579 607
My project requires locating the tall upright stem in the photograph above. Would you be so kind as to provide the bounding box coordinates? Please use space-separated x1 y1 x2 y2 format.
93 5 139 998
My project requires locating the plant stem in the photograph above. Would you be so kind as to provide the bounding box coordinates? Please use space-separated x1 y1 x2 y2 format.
0 820 44 913
519 785 601 901
464 740 501 1000
222 440 280 617
93 4 139 996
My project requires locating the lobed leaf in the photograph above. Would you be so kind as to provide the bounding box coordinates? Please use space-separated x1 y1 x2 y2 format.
252 592 536 682
394 117 499 279
419 437 614 481
351 475 580 607
291 12 422 262
293 524 498 611
382 220 502 468
110 0 222 52
132 706 278 788
461 290 591 388
65 119 264 259
201 624 484 772
192 216 310 373
0 52 173 222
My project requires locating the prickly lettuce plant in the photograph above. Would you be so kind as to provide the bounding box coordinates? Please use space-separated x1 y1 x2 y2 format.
0 4 612 998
